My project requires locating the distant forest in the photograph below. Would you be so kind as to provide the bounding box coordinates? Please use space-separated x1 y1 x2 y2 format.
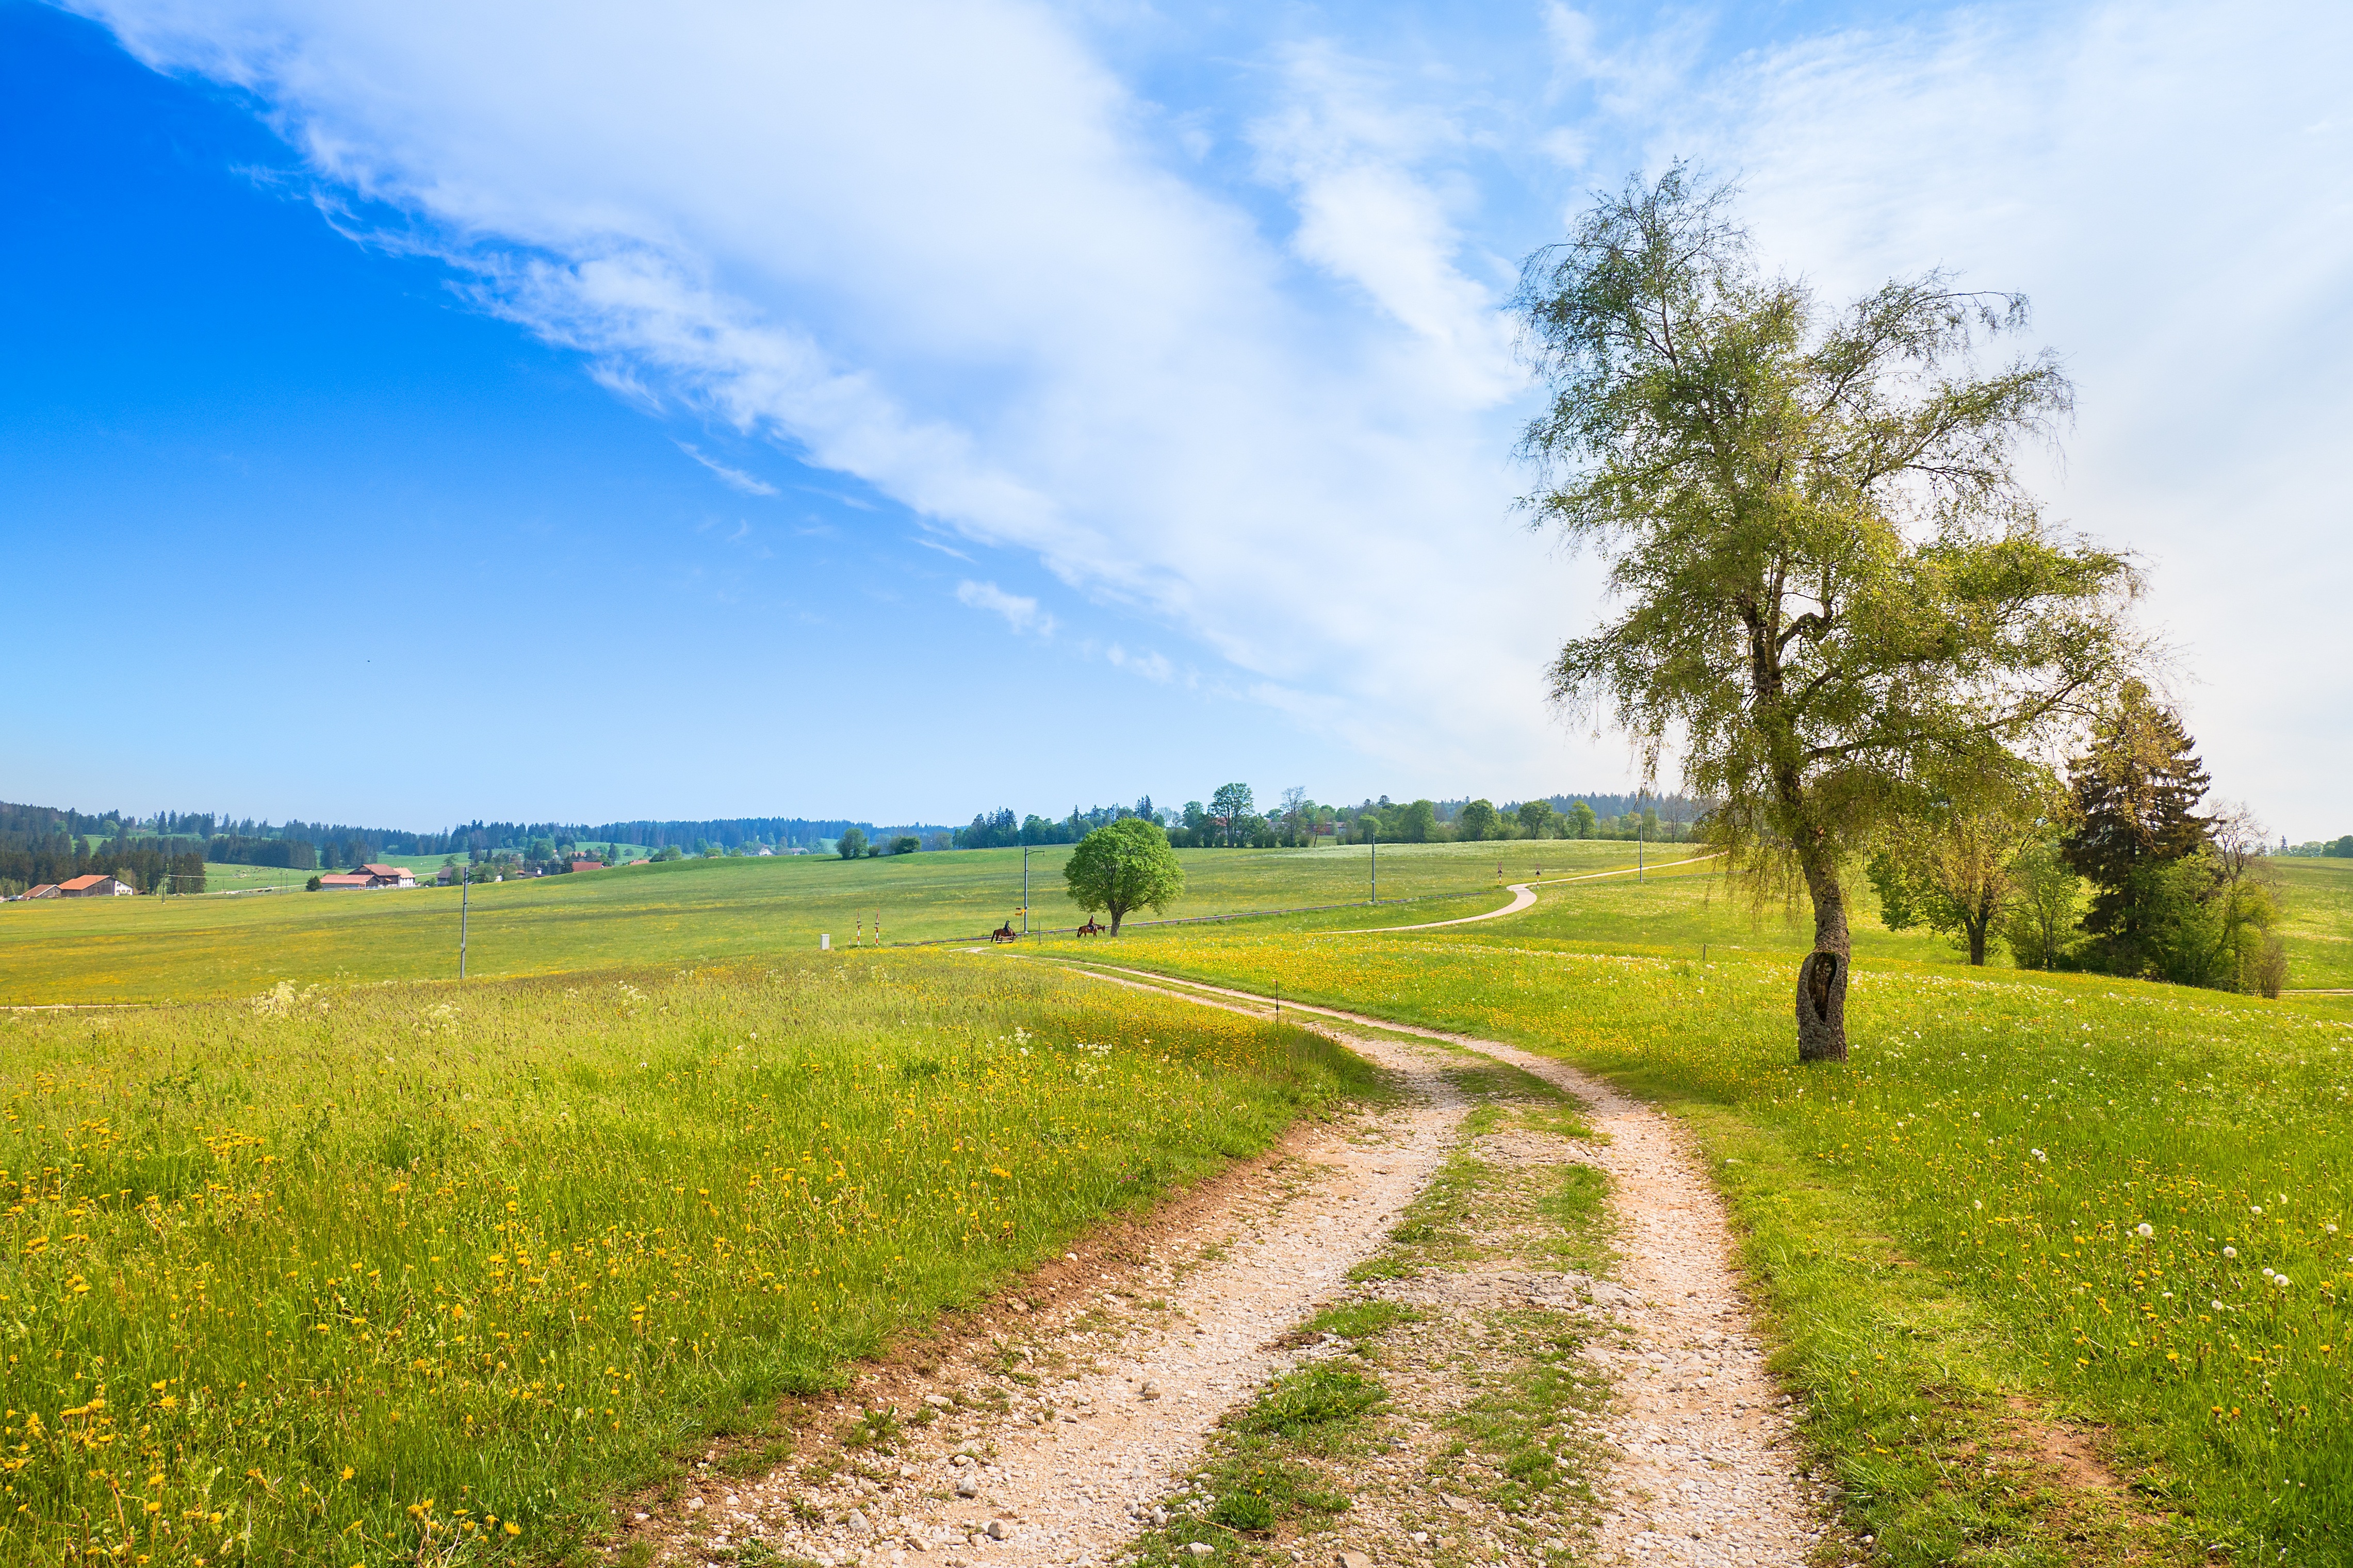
0 800 964 894
2 787 1707 896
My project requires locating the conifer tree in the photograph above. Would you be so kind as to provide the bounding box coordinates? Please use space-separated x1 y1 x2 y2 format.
2061 680 2211 962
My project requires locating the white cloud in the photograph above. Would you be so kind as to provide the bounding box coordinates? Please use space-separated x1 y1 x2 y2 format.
956 579 1056 639
1105 643 1174 683
67 0 2349 826
1547 0 2353 831
675 441 777 496
70 0 1578 788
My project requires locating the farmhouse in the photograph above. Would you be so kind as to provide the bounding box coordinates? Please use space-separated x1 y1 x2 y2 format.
21 884 60 899
57 874 134 897
570 859 603 874
319 865 416 890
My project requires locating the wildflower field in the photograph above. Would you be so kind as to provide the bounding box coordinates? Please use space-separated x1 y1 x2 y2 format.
0 953 1374 1565
0 840 1674 1007
1107 910 2353 1562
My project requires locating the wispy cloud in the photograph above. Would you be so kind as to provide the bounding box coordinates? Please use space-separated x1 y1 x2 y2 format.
956 579 1056 638
71 0 1574 784
1105 642 1174 683
911 535 974 563
675 440 778 496
68 0 2353 823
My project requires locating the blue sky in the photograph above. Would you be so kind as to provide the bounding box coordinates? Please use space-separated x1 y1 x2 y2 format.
7 1 2348 836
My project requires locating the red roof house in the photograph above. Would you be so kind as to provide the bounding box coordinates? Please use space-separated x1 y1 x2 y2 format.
58 874 134 898
570 859 604 874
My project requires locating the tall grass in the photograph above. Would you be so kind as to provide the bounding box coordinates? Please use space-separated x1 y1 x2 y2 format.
1114 924 2353 1560
0 953 1374 1565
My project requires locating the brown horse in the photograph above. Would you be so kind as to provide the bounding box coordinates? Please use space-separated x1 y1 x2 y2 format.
1075 917 1105 937
990 921 1018 943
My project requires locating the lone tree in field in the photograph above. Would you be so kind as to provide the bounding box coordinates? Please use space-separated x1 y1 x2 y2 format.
1064 817 1185 934
1514 166 2139 1062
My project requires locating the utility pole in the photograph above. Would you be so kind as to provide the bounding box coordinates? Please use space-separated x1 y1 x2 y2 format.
459 868 470 979
1637 787 1645 883
1022 843 1031 938
1370 827 1378 904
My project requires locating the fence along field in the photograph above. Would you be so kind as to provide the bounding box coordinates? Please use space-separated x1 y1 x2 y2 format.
0 953 1375 1565
0 840 1682 1006
1101 886 2353 1562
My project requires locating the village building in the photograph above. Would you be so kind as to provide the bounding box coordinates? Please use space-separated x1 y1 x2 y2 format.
57 874 134 897
319 864 416 890
22 884 61 899
570 859 603 874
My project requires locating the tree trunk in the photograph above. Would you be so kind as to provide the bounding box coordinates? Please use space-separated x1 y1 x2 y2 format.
1965 912 1989 966
1795 849 1851 1063
1108 901 1125 935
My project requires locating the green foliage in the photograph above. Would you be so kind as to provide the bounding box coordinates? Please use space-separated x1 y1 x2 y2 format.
1458 799 1499 840
2129 851 2281 994
1867 776 2052 964
1396 799 1437 843
889 836 920 856
836 827 868 861
1568 800 1598 838
1208 783 1256 848
1999 835 2085 970
1516 800 1555 838
1063 819 1186 933
1513 164 2138 1060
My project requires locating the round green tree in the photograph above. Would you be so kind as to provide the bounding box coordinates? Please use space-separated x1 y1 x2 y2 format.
1063 818 1185 934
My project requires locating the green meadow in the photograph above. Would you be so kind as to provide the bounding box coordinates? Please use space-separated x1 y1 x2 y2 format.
0 840 1663 1006
1101 872 2353 1564
0 954 1369 1565
6 844 2351 1563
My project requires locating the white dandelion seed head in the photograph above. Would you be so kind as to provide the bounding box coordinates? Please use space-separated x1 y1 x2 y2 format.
2136 1223 2154 1238
2212 1300 2226 1312
2275 1276 2291 1291
2224 1246 2238 1258
2251 1205 2265 1216
1973 1200 1983 1210
2263 1267 2276 1278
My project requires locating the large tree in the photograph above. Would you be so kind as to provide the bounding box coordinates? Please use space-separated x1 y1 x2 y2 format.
1209 782 1255 848
1063 818 1185 934
1514 167 2139 1061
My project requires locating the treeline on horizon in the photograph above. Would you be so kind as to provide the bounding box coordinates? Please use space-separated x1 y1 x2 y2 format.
0 803 958 890
949 789 1708 849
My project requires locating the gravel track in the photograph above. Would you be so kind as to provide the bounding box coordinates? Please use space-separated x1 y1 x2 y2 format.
635 965 1818 1568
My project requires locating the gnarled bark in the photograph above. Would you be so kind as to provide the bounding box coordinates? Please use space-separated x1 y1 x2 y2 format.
1795 850 1851 1063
